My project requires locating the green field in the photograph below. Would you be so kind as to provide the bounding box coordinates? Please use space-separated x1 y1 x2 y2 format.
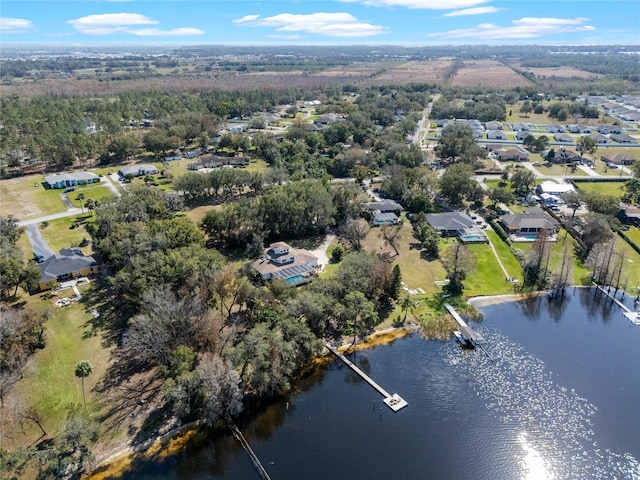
36 215 94 254
7 286 112 447
68 186 115 208
574 181 626 197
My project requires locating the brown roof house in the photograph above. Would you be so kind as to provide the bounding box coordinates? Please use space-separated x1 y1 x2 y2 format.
601 153 637 166
36 248 99 291
251 242 319 286
499 207 559 242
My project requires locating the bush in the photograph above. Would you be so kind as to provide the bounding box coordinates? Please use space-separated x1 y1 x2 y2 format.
331 245 345 263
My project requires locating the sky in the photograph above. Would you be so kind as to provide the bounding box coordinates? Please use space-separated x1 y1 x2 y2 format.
1 0 638 46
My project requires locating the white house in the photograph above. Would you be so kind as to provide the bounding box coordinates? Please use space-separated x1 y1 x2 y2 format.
536 181 575 197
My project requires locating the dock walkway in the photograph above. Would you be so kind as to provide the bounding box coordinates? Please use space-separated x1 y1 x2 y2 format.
230 422 272 480
326 344 407 411
593 283 640 325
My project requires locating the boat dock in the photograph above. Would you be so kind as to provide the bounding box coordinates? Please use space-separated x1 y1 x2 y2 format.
230 422 272 480
325 343 407 412
445 303 493 360
593 283 640 326
445 303 485 347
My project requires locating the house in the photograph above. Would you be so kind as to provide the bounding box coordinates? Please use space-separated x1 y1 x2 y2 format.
600 153 637 166
515 131 532 142
512 123 529 132
371 212 399 226
536 180 575 196
499 207 559 241
44 172 100 190
365 200 403 214
588 133 611 144
554 148 582 164
187 155 250 170
487 130 507 140
596 125 623 135
610 133 637 144
36 249 99 291
426 211 476 236
547 124 564 133
553 133 573 143
164 155 183 162
566 124 591 134
118 164 159 177
425 211 487 243
251 242 319 286
619 204 640 227
496 148 529 162
485 121 503 131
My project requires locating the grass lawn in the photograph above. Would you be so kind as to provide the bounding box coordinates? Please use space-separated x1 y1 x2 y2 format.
623 226 640 247
68 186 115 208
590 158 632 177
1 175 68 219
245 159 270 175
535 163 586 177
464 242 518 297
5 286 112 449
360 220 447 328
574 180 626 197
513 231 594 287
486 230 523 280
36 215 95 254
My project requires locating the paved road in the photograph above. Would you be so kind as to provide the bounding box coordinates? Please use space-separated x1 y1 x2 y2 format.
25 223 56 258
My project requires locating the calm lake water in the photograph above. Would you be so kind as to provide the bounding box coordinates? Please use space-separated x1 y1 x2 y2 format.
118 288 640 480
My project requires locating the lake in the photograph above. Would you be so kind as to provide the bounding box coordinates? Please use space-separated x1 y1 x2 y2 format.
115 288 640 480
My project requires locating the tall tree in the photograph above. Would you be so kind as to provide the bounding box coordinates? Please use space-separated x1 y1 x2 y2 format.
74 361 93 410
576 135 597 160
435 124 485 165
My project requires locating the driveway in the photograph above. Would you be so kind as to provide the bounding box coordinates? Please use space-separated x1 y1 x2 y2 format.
308 234 335 270
25 224 56 258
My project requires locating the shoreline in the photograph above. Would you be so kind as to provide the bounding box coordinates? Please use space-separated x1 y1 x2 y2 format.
84 325 416 478
84 289 587 477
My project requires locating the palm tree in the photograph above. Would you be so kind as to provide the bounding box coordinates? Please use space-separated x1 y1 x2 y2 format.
399 295 418 322
75 360 93 410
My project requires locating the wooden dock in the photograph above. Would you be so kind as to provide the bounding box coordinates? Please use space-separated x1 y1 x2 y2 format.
230 422 272 480
593 283 640 326
445 303 492 360
326 344 407 412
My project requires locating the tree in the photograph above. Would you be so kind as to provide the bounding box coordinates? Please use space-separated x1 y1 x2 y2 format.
75 360 93 410
489 186 515 206
576 135 597 160
379 223 403 256
399 295 417 323
438 163 479 207
519 101 533 117
561 191 582 218
441 242 475 296
339 218 370 251
435 124 485 165
343 291 378 349
510 168 536 197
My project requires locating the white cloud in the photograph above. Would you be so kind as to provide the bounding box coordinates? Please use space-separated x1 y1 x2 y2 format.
444 6 500 17
428 17 596 40
67 12 202 36
0 17 35 34
234 12 386 37
342 0 489 10
130 27 204 37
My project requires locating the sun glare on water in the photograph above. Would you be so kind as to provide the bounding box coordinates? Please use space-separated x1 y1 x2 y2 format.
519 432 554 480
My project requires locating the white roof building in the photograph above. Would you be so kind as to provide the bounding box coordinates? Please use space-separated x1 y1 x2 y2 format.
536 181 575 196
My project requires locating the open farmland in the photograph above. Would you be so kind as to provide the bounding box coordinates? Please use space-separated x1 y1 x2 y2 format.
370 60 453 85
450 59 532 88
508 62 601 79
